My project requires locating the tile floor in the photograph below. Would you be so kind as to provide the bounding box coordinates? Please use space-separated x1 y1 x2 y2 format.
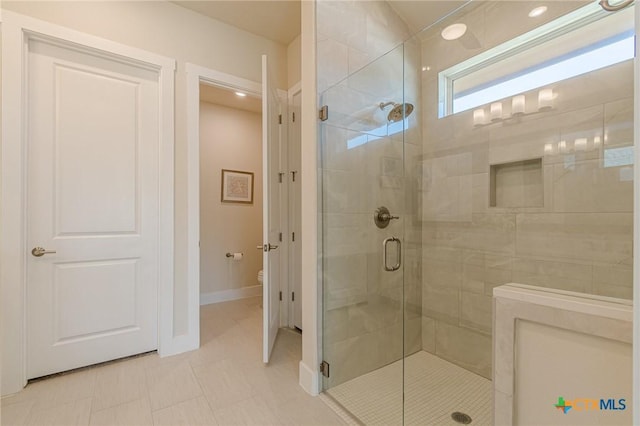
0 297 346 426
326 351 492 426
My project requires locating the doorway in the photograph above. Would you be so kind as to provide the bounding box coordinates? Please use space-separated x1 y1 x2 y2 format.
186 63 303 364
198 84 264 307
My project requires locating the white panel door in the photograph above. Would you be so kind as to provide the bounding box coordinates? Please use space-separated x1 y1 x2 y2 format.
26 37 159 379
262 55 281 363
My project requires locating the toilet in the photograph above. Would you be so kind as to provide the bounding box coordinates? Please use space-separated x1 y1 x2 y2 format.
258 270 263 284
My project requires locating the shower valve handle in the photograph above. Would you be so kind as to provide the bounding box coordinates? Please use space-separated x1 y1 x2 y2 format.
374 206 399 229
379 212 399 221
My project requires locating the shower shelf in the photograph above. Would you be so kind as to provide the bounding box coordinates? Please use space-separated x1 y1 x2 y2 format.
489 158 543 208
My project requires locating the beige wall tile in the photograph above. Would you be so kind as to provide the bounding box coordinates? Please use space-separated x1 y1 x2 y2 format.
515 213 632 264
593 262 632 287
405 316 423 355
511 257 592 294
605 98 634 149
423 258 462 289
552 159 633 213
317 38 348 93
323 306 349 344
460 291 492 334
592 262 633 300
422 244 462 264
423 284 459 325
435 322 492 379
422 317 436 353
423 214 516 254
323 254 367 310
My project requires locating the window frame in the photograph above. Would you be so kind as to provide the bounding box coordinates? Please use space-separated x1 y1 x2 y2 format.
438 2 632 117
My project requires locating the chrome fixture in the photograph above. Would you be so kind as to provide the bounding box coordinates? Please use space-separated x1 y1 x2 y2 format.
599 0 634 11
257 244 278 252
31 247 56 257
374 206 399 229
382 237 401 272
379 101 414 122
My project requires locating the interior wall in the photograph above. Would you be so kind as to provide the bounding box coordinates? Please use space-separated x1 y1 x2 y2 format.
287 34 301 88
199 101 263 299
300 0 320 395
418 1 634 379
1 0 288 337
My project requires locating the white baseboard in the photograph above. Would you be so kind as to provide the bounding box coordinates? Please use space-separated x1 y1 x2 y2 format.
299 360 320 396
200 285 262 306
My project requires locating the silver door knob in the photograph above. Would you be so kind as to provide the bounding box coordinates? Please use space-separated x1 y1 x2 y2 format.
31 247 56 257
262 244 279 252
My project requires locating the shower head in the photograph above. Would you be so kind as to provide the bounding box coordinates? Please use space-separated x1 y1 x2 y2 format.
379 101 414 122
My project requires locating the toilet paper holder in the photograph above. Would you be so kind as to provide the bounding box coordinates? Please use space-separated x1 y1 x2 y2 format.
226 252 243 258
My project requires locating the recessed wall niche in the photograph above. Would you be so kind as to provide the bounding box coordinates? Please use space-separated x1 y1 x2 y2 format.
489 158 543 208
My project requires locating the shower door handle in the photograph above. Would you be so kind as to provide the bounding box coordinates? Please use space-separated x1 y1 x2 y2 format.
382 237 401 272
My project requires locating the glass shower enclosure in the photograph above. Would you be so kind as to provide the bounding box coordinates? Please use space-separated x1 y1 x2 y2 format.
320 43 412 424
318 1 635 424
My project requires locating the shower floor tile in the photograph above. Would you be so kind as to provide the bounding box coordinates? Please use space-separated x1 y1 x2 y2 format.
326 351 492 426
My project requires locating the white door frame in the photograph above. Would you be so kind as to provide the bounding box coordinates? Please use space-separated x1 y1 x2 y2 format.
185 63 263 352
186 63 290 337
287 82 302 329
0 11 176 396
634 4 640 423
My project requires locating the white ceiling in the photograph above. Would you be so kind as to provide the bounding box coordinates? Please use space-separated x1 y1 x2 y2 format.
172 1 473 47
172 0 301 45
388 1 469 35
200 83 262 113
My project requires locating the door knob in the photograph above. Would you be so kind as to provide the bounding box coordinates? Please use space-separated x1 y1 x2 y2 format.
31 247 56 257
262 244 279 252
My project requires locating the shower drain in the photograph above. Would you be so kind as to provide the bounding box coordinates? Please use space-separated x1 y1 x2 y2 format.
451 412 472 424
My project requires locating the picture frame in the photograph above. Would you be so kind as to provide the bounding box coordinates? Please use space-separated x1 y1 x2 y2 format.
221 169 254 204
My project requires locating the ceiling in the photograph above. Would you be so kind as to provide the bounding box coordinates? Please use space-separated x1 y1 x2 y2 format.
388 1 469 35
172 1 301 45
200 83 262 113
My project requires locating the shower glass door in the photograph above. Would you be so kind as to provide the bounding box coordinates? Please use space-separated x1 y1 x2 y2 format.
320 44 407 424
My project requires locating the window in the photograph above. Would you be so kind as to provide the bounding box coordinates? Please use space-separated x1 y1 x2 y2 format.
438 2 635 117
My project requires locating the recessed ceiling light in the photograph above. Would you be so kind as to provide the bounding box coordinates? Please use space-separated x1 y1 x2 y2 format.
441 23 467 41
235 92 247 97
528 6 548 17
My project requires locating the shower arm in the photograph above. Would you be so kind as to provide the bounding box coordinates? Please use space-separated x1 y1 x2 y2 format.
599 0 634 11
379 101 395 110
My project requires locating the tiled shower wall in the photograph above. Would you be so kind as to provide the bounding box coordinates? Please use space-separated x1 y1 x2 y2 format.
317 0 423 388
418 2 634 378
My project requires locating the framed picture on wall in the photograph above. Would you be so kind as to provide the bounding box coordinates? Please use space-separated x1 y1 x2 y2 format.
221 169 254 204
